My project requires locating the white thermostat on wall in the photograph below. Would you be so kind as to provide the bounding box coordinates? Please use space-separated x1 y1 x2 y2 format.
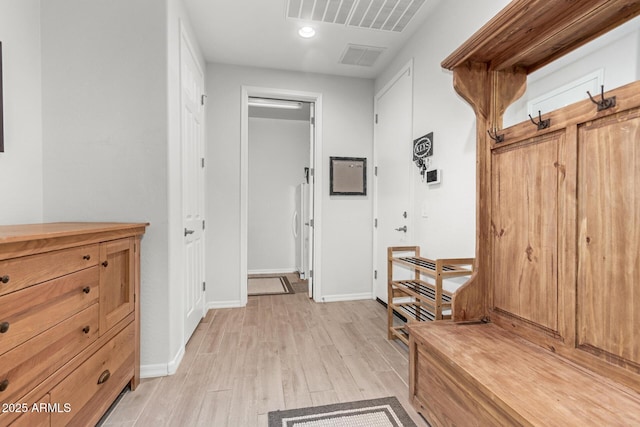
426 169 441 185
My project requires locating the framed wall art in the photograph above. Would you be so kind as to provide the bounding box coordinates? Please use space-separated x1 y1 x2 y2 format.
329 156 367 196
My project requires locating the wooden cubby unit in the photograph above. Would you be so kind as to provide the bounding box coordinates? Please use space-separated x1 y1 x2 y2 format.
387 246 473 345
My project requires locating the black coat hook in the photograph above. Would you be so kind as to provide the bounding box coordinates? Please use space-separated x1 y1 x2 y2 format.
587 85 616 111
487 129 504 143
529 110 550 131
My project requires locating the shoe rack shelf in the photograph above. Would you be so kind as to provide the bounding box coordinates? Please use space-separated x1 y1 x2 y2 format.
387 246 474 344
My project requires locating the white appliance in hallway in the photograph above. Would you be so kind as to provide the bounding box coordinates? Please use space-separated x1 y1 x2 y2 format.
294 181 311 280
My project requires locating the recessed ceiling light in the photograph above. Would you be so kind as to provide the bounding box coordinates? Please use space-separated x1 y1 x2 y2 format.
298 26 316 38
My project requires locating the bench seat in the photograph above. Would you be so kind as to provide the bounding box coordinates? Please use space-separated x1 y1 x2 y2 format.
408 321 640 426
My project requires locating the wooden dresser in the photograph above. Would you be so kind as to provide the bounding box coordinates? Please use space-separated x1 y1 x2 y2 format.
0 222 147 427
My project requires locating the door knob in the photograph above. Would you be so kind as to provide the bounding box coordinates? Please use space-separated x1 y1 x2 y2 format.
184 228 195 236
395 225 407 232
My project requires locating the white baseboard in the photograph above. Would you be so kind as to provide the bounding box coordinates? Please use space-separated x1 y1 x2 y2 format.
140 363 169 379
167 345 185 375
248 268 297 275
207 300 244 310
140 345 185 378
318 292 373 303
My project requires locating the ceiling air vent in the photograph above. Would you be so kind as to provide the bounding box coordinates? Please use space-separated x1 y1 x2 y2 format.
287 0 426 32
339 44 386 67
287 0 356 24
351 0 426 32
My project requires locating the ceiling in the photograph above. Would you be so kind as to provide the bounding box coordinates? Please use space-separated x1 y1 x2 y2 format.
183 0 442 79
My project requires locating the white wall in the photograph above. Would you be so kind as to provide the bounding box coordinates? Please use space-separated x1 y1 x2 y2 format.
504 16 640 127
375 0 640 284
375 0 510 261
206 63 374 305
248 117 309 273
40 0 183 376
0 0 43 225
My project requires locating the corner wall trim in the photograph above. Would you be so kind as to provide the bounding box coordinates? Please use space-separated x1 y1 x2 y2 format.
140 363 169 379
207 300 244 310
320 292 373 303
140 344 185 378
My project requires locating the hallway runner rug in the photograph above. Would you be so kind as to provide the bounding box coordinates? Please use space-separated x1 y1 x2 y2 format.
268 396 417 427
248 275 294 296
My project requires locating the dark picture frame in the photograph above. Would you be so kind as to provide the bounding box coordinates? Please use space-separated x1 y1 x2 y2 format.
0 41 4 153
329 156 367 196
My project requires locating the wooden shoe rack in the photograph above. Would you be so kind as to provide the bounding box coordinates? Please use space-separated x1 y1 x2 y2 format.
387 246 473 344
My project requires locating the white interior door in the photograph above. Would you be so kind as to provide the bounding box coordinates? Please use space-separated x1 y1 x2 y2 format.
181 27 205 342
373 64 414 302
307 103 315 298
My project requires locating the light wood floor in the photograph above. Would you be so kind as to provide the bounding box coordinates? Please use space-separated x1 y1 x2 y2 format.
102 276 426 426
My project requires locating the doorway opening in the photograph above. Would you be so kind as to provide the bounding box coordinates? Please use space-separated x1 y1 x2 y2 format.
240 87 323 305
247 97 311 297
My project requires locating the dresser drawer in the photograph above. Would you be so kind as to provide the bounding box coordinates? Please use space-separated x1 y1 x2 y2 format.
0 267 99 356
8 395 51 427
0 305 99 405
51 323 134 427
0 245 99 297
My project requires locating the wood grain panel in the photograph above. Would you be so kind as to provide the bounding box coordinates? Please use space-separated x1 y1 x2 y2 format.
492 133 561 330
412 343 522 426
100 238 134 334
408 321 640 426
0 244 98 296
449 64 527 322
51 323 134 427
442 0 640 73
0 266 99 356
577 108 640 367
0 223 147 261
0 304 99 405
9 395 51 427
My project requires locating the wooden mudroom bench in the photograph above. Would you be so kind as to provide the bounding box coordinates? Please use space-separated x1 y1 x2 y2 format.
408 322 640 426
407 1 640 426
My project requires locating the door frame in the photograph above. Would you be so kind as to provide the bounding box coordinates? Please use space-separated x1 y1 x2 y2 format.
372 59 414 299
240 86 323 305
179 21 206 342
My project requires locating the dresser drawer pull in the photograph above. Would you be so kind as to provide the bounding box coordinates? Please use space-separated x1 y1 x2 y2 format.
83 254 91 260
0 379 8 392
102 261 109 267
97 370 111 385
0 275 9 284
82 326 91 334
82 286 91 294
0 322 9 333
